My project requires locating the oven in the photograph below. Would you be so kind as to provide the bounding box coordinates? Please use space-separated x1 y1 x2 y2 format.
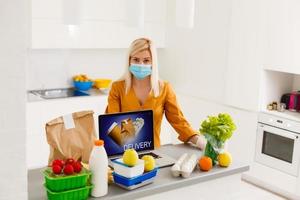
255 113 300 176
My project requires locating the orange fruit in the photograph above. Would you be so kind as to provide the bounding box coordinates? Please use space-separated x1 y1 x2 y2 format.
199 156 213 171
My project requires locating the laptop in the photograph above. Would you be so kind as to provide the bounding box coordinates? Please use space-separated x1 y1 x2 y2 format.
98 110 176 168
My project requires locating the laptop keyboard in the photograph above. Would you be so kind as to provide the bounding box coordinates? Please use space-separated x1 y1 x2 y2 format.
138 152 161 159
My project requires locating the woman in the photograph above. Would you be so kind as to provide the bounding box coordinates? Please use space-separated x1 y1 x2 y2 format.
106 38 206 149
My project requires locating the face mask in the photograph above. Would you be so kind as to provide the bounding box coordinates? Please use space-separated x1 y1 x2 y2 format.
129 64 152 80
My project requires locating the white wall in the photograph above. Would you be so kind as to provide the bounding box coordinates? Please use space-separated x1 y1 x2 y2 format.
27 49 165 90
0 0 28 199
292 74 300 91
224 0 262 111
159 0 262 111
260 70 294 110
159 0 260 164
27 49 126 90
259 70 300 110
174 93 258 164
159 0 232 103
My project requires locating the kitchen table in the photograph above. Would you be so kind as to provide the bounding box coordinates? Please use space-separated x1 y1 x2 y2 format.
28 144 249 200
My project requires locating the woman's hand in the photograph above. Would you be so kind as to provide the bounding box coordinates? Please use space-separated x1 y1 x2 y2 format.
189 134 206 150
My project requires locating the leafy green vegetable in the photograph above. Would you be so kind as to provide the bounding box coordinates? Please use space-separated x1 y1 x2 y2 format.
200 113 236 163
204 142 218 165
200 113 236 143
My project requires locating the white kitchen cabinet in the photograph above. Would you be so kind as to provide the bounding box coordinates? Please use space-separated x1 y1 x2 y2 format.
224 0 300 111
31 0 166 48
262 0 300 74
161 0 233 104
26 95 172 169
26 95 107 169
224 0 262 111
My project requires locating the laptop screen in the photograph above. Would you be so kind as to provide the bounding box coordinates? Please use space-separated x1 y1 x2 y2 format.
98 110 154 156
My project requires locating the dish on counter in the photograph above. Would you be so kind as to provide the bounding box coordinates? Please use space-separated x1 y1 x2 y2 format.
73 81 93 91
112 158 145 178
113 167 159 190
93 79 112 89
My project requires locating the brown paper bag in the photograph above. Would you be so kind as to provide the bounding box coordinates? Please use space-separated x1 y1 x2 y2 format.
45 110 96 165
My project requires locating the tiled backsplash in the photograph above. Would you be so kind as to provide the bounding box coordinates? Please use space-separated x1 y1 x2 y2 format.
27 48 166 91
27 49 128 90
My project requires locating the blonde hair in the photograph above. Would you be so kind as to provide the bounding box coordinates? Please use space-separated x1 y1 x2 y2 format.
120 38 161 97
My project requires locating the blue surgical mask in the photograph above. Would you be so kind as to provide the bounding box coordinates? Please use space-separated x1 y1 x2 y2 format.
129 64 152 80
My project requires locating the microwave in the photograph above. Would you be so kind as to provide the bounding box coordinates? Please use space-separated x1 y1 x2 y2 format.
255 113 300 176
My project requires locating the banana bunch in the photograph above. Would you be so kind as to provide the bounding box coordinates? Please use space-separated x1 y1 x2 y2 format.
73 74 92 82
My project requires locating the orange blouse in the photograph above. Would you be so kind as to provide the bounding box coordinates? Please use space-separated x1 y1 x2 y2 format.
105 80 198 148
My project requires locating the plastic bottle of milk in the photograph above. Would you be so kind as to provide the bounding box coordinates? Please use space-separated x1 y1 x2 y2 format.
89 140 108 197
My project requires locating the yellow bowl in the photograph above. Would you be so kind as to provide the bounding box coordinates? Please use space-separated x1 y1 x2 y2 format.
93 79 112 89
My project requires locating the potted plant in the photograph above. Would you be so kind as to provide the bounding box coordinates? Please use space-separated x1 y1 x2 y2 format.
200 113 236 165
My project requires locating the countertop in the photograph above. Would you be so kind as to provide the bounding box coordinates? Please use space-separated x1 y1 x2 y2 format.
262 109 300 123
28 144 249 200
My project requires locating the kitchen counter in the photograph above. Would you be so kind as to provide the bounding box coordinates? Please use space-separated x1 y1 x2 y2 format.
26 90 108 169
27 88 108 102
28 144 249 200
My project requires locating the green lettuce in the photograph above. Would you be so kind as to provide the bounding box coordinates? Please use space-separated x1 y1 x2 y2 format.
200 113 236 143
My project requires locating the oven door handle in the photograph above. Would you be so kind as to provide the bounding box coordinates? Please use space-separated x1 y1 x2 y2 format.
258 123 299 140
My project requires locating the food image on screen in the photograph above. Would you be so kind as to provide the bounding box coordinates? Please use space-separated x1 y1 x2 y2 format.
99 111 153 156
107 117 145 145
107 122 122 146
121 118 135 143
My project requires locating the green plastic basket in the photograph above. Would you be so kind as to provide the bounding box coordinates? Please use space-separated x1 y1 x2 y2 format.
43 168 91 192
45 184 93 200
